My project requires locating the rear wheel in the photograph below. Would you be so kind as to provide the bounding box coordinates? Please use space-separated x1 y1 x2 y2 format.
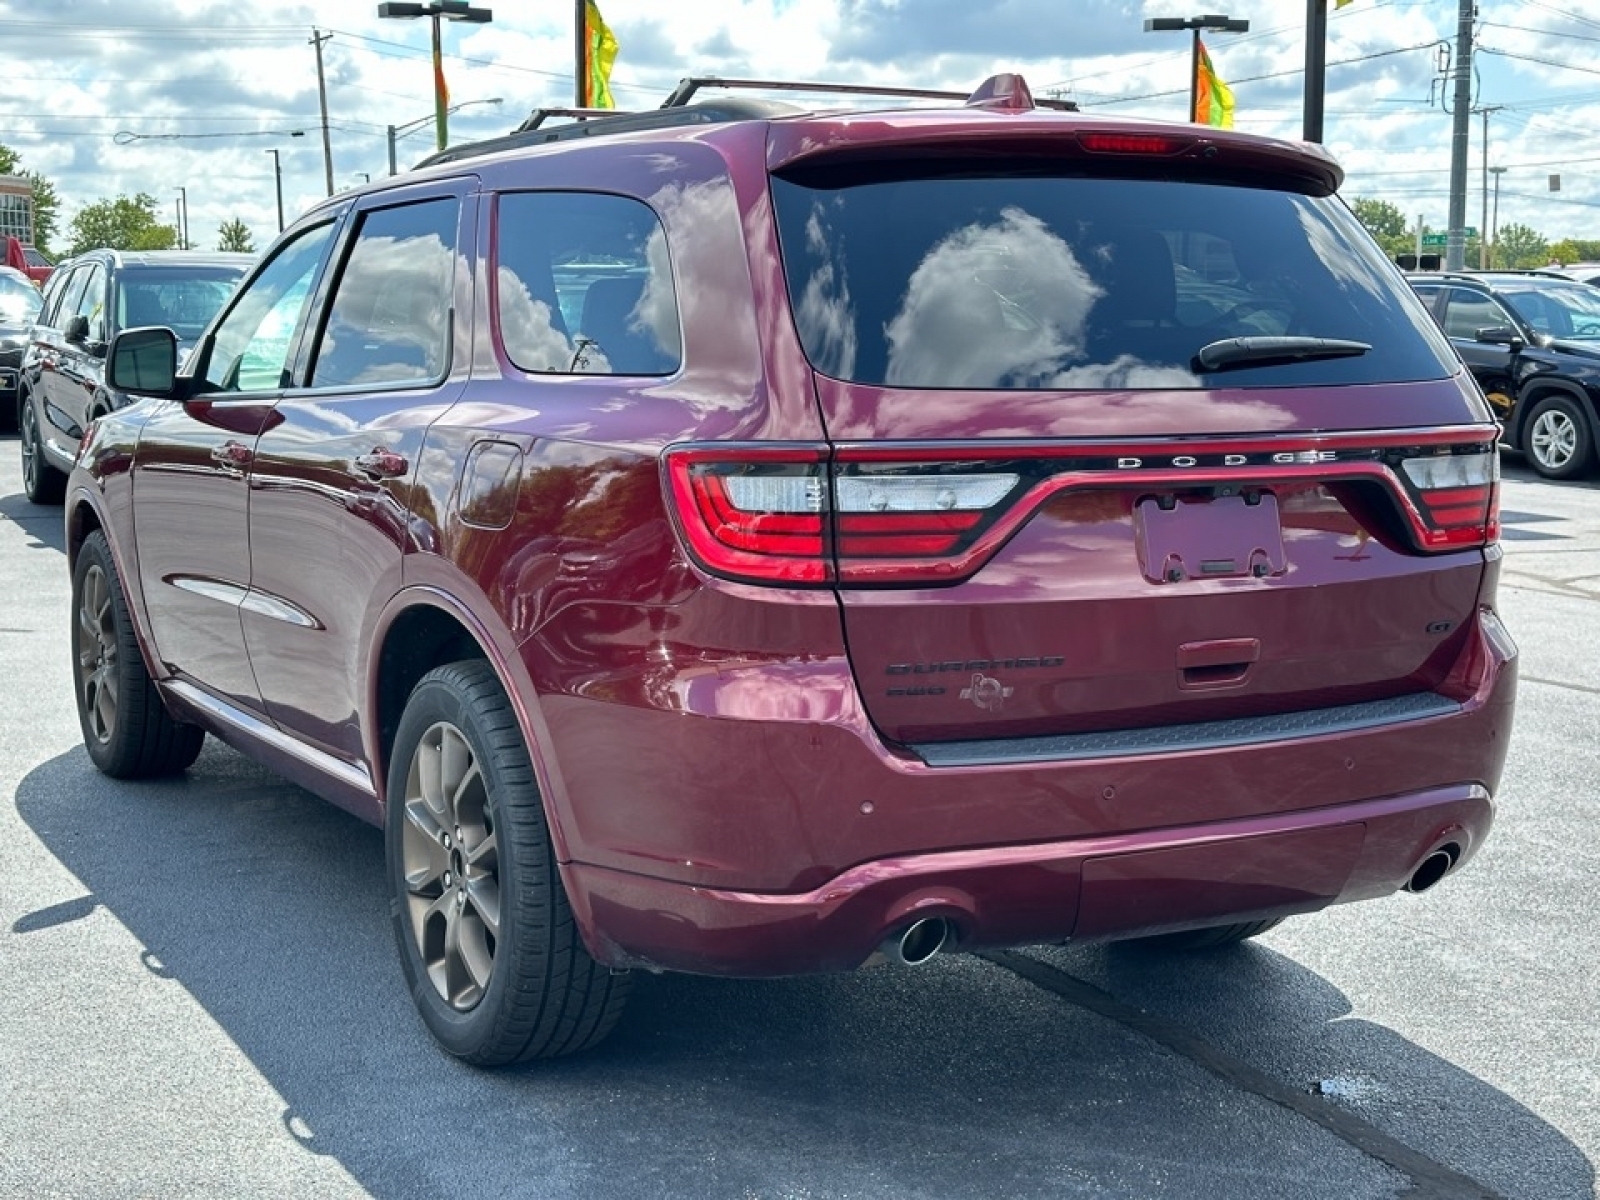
20 391 66 505
1524 393 1593 480
387 660 630 1066
1123 918 1284 952
72 531 205 778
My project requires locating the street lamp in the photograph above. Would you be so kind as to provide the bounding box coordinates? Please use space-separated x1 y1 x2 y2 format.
1143 14 1250 124
174 187 189 250
387 97 502 174
377 1 494 153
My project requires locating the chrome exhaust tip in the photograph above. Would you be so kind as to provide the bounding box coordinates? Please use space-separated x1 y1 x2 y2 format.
1405 846 1459 894
881 917 952 966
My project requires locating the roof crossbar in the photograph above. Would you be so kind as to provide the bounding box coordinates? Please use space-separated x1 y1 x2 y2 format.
659 75 1076 111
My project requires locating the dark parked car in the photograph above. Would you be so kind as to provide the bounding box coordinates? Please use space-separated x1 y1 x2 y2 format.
70 74 1515 1066
1408 269 1600 479
19 247 251 502
0 264 42 429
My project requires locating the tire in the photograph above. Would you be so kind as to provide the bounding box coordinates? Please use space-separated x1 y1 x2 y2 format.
20 390 67 505
387 660 630 1066
72 530 205 778
1523 393 1594 480
1123 918 1284 952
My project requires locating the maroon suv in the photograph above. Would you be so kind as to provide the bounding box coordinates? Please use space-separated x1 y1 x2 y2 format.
70 75 1516 1066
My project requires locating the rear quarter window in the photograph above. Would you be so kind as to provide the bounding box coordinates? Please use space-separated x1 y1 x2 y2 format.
770 169 1457 390
493 191 681 377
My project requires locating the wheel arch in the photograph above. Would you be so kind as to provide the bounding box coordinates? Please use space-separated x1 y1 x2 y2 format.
1511 375 1597 449
367 587 577 862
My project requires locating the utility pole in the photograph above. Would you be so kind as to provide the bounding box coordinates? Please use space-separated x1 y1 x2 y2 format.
1477 106 1501 269
574 0 586 107
311 29 335 197
1444 0 1473 271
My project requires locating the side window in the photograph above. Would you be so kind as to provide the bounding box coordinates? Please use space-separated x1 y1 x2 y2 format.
40 265 80 328
71 264 107 341
495 191 681 376
1441 289 1510 340
203 223 335 394
309 197 458 388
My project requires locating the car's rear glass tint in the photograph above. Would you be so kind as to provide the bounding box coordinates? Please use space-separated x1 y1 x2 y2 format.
770 169 1455 389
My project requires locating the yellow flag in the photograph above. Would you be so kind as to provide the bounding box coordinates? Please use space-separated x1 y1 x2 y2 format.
1194 39 1235 129
1336 0 1355 7
584 0 620 109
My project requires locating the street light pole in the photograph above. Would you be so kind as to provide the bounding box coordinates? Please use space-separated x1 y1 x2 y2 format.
1143 14 1250 123
377 1 495 153
387 97 502 174
267 149 285 233
175 186 188 250
1489 166 1507 269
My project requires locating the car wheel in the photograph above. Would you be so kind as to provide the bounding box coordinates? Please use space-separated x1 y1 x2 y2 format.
1122 918 1284 952
20 391 67 505
1524 394 1594 480
72 530 206 778
387 660 630 1066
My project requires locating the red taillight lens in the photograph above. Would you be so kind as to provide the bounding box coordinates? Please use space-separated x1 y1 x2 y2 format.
664 448 1024 585
1399 450 1499 549
665 447 832 584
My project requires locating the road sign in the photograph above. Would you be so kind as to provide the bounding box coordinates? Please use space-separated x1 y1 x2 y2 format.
1421 228 1479 247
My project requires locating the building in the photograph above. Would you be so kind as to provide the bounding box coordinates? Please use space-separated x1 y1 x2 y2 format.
0 175 36 246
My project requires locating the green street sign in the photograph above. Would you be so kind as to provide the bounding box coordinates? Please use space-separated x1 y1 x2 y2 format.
1421 228 1479 247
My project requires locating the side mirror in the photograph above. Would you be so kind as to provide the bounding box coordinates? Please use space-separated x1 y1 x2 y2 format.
107 326 179 397
64 313 90 345
1474 325 1525 351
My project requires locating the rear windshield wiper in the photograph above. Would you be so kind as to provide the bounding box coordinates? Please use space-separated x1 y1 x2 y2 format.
1195 336 1372 372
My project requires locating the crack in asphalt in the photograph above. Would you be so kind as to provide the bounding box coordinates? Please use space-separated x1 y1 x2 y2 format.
983 949 1503 1200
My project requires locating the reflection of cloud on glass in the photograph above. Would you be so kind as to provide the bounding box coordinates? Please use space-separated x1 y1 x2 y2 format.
1295 202 1387 302
794 205 858 378
884 208 1098 388
635 225 682 361
313 231 452 385
1043 355 1197 389
499 264 577 372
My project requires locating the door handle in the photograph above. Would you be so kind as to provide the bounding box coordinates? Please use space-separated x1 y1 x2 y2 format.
210 440 253 470
355 447 409 479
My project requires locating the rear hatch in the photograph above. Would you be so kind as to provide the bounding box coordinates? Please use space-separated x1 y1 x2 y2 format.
673 118 1499 752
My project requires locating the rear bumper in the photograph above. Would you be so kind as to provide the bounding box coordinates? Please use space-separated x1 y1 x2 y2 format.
567 783 1492 976
542 601 1515 976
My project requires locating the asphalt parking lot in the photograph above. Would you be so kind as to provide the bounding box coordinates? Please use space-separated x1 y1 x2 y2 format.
1 444 1595 1199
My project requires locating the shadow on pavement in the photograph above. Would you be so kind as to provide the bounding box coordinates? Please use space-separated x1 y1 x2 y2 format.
11 742 1593 1199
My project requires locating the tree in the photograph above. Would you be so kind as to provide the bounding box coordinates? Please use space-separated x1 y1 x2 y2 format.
1348 197 1411 259
66 193 177 256
0 142 61 254
217 217 255 253
1496 222 1548 270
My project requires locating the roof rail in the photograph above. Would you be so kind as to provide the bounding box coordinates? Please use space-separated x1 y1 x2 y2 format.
416 72 1075 170
658 73 1076 111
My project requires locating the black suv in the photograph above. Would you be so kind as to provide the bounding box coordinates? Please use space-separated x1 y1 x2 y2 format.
18 248 252 502
1409 270 1600 479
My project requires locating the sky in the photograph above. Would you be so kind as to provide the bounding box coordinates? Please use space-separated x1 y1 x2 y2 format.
3 0 1600 257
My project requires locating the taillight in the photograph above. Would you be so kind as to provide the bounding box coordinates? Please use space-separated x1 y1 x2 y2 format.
665 446 831 584
1398 450 1499 549
664 448 1022 586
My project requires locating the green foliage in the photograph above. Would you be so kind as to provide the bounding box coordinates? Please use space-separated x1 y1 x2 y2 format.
216 217 255 253
1496 222 1548 270
1547 239 1600 267
66 193 177 256
1349 196 1411 259
0 142 61 254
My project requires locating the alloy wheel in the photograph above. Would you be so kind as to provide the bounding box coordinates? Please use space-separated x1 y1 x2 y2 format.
20 400 40 494
75 562 119 745
400 720 502 1011
1530 407 1579 472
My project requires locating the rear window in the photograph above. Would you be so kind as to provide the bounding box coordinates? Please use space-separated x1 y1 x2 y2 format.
770 169 1456 389
118 266 247 340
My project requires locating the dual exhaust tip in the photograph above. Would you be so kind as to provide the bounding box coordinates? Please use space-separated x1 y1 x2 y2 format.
877 845 1458 965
